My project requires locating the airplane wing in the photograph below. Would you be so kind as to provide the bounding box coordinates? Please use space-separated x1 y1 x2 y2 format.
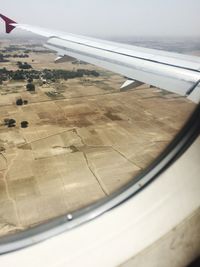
1 14 200 103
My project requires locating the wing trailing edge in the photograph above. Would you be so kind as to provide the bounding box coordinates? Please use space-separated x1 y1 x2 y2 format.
0 14 200 103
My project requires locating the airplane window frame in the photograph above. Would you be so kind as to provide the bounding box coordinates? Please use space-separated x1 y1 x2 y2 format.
0 103 199 254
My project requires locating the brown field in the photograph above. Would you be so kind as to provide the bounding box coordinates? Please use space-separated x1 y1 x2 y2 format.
0 40 196 236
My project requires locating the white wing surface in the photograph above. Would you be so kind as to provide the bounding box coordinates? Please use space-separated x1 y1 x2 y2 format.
1 14 200 103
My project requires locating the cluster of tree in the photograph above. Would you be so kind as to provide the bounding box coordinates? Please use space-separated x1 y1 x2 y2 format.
1 46 23 53
0 67 99 82
34 49 54 54
16 98 28 106
0 53 29 63
42 69 99 80
3 118 29 128
17 62 32 70
4 118 16 128
4 54 29 58
0 68 40 81
0 54 9 63
0 68 8 74
12 71 27 80
1 44 54 54
0 68 9 82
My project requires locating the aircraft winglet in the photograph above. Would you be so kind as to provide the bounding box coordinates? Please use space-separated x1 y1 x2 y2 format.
0 14 17 33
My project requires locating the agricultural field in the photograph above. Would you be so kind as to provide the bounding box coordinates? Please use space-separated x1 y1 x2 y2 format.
0 39 196 236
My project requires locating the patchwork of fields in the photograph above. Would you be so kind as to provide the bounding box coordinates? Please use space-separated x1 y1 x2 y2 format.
0 40 195 236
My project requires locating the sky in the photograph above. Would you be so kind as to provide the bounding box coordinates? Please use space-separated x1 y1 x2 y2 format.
0 0 200 38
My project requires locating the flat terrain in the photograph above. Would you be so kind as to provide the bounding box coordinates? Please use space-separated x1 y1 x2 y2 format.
0 39 196 236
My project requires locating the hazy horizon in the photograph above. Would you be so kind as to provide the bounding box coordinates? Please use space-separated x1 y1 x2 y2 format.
1 0 200 38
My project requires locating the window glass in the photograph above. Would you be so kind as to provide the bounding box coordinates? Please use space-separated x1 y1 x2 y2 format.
0 37 197 236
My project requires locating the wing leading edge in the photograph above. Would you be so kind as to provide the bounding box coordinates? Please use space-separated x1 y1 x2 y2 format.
1 14 200 103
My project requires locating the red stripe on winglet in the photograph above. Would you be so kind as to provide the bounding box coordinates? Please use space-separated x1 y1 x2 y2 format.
0 14 17 33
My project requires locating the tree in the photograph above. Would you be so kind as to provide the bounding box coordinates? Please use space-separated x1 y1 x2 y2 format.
21 121 29 128
26 83 35 92
16 98 23 106
27 77 33 83
4 119 16 128
12 72 25 80
17 62 32 70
